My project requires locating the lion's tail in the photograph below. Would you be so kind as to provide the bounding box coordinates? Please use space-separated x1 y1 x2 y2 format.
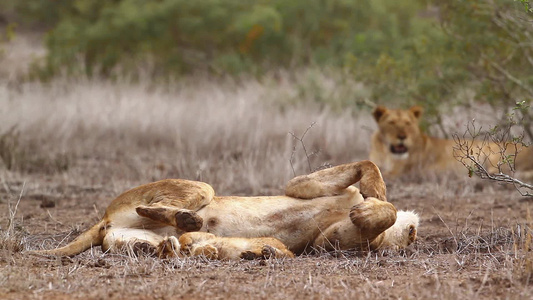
29 220 106 257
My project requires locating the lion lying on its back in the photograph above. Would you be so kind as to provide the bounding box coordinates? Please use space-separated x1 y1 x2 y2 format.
369 105 533 177
29 161 419 260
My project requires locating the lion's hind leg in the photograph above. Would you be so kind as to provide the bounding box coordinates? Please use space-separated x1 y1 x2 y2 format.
102 228 180 258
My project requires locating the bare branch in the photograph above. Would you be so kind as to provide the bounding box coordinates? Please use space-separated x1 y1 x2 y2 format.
289 122 318 176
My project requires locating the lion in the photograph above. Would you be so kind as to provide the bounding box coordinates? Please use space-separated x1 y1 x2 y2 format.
369 105 533 177
29 161 419 259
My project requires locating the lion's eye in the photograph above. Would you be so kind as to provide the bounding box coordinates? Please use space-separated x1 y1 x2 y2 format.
388 120 396 125
409 225 415 235
405 121 411 126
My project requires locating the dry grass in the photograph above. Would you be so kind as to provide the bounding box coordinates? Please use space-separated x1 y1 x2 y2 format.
1 76 374 195
0 76 532 299
1 33 533 300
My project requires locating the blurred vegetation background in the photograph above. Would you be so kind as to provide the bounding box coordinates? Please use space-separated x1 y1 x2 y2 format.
1 0 532 138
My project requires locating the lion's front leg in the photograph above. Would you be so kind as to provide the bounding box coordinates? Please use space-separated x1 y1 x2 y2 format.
178 232 219 259
349 198 397 238
258 240 295 259
240 238 295 260
179 232 294 260
285 160 386 201
313 198 397 251
190 245 219 259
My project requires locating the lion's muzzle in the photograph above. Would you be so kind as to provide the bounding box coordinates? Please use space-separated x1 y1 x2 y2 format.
390 144 408 154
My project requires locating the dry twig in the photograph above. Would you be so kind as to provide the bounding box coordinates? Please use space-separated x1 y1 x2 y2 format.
289 122 319 176
453 119 532 197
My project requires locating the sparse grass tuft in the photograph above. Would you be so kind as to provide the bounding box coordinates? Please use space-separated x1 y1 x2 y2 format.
0 127 23 171
515 207 533 284
0 127 71 174
1 183 25 254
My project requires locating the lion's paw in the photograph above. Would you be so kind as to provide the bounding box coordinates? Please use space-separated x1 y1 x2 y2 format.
349 198 396 232
131 241 157 257
178 235 193 255
193 244 218 259
157 236 180 258
175 211 203 232
349 200 375 229
261 245 276 259
240 250 258 260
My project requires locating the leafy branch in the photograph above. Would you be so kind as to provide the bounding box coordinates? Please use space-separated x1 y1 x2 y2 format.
453 113 532 197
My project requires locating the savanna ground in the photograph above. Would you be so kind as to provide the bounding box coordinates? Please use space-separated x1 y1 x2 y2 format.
1 33 533 300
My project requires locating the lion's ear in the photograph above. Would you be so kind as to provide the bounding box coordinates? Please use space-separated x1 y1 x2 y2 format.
409 106 423 119
373 106 388 122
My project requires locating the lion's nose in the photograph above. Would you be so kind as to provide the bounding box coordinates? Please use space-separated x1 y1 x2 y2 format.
397 133 407 140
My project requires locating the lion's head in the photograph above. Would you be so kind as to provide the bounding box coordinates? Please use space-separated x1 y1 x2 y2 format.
379 210 419 250
372 105 424 159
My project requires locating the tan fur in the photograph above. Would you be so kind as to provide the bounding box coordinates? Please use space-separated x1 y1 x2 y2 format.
29 161 419 259
179 232 294 260
370 105 533 177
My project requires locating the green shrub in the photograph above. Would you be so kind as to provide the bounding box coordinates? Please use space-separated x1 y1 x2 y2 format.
15 0 434 78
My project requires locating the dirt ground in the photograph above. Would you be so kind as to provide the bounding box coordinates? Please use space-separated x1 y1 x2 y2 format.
1 169 532 300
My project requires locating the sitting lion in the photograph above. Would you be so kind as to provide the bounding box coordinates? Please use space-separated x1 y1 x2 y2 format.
369 105 533 177
29 161 419 259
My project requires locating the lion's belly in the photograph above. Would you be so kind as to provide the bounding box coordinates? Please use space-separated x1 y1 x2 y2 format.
196 194 357 253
